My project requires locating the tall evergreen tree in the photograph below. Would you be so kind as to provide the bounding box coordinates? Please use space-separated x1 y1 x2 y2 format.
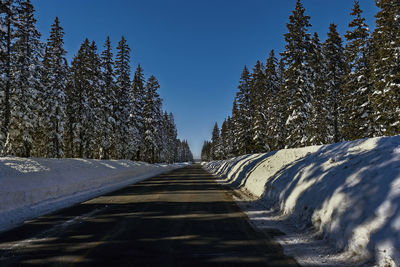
201 140 212 161
308 32 328 145
230 100 240 156
142 75 162 163
250 60 268 153
131 64 146 160
0 0 15 153
281 0 312 148
5 0 43 157
36 17 67 158
323 23 345 143
264 50 280 150
211 122 222 160
64 39 91 158
114 36 138 159
235 66 253 155
370 0 400 136
99 36 116 159
342 1 372 140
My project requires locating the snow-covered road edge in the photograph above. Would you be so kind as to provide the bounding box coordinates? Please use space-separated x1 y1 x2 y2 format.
203 136 400 267
0 157 189 233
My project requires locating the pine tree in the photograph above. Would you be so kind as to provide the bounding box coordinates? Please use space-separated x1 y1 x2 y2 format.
5 0 43 157
250 60 269 153
114 36 138 159
274 58 287 150
281 0 312 148
370 0 400 136
342 1 372 140
264 50 280 150
85 40 104 158
99 36 116 159
64 39 91 158
323 23 345 143
131 64 146 160
0 0 15 154
201 140 212 161
142 75 162 163
308 32 328 145
230 100 240 156
211 122 222 160
235 66 253 155
36 17 68 158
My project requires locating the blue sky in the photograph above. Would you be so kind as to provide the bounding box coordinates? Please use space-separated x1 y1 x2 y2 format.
32 0 378 159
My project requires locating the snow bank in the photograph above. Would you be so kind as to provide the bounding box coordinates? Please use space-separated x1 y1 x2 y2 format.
0 157 188 232
204 136 400 266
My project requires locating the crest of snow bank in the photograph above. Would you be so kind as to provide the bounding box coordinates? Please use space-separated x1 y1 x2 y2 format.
205 136 400 267
0 158 189 232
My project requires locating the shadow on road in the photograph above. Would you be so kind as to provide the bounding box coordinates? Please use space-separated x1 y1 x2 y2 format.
0 164 298 267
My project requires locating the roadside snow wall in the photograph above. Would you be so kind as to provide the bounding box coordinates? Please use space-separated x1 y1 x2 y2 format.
0 157 188 232
204 136 400 266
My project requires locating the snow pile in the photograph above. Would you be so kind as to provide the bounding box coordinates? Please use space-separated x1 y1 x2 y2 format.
204 136 400 266
0 157 188 232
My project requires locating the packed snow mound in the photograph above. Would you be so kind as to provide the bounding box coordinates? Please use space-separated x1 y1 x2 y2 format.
204 136 400 267
0 157 189 232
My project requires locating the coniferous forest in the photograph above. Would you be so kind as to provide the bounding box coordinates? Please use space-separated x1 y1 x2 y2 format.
202 0 400 161
0 0 193 163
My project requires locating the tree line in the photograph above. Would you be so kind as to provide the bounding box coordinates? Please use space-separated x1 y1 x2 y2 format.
0 0 193 163
202 0 399 161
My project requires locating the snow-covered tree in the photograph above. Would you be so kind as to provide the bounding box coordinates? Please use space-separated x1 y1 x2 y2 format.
0 0 15 153
308 32 328 145
36 17 67 158
250 60 269 153
281 0 312 148
370 0 400 136
5 0 43 157
141 75 162 163
211 122 222 160
99 36 116 159
264 50 280 151
131 64 146 160
114 36 138 159
342 1 372 140
323 23 345 143
201 140 212 161
235 66 253 155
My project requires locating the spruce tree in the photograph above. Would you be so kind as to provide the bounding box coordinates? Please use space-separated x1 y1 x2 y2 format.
230 100 240 156
211 122 222 160
235 66 253 155
0 0 15 153
342 1 372 140
264 50 280 150
250 60 269 153
142 75 162 163
114 36 138 159
5 0 43 157
308 32 328 145
281 0 312 148
370 0 400 136
37 17 68 158
323 23 345 143
99 36 116 159
64 39 91 158
274 58 287 150
131 64 146 160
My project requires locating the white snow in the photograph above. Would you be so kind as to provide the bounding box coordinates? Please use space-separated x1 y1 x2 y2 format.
0 157 189 233
204 136 400 267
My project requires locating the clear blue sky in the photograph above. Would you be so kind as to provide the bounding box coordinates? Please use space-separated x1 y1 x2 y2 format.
32 0 378 159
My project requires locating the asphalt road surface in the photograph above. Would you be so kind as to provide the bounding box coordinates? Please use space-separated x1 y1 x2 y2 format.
0 164 299 267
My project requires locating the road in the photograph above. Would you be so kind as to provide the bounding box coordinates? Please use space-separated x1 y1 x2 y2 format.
0 164 299 266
